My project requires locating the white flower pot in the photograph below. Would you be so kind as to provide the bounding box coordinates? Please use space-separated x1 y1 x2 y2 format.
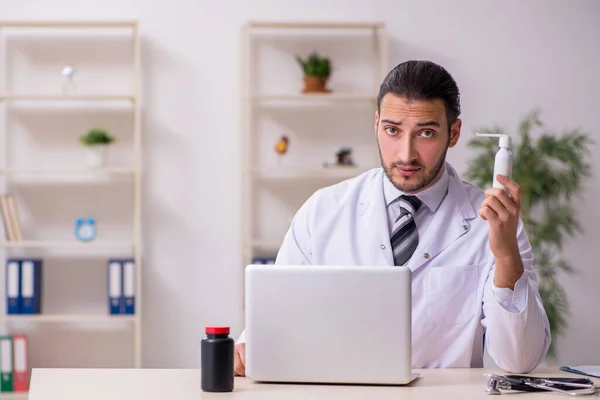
84 144 108 168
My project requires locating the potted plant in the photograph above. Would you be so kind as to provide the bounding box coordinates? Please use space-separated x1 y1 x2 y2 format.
465 109 593 359
295 51 331 93
79 128 115 167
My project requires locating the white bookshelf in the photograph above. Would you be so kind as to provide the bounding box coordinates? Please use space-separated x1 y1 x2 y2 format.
240 21 388 269
0 19 143 396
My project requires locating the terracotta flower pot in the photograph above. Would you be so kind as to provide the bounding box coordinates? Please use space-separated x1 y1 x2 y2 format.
302 76 330 93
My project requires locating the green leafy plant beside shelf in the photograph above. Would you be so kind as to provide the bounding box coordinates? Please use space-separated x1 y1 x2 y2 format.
295 51 332 93
80 128 115 146
465 109 593 358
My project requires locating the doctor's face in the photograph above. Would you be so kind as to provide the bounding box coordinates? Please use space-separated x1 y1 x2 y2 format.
375 93 461 194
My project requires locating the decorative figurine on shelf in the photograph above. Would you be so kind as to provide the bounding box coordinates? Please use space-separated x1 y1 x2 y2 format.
274 135 289 155
74 217 97 242
61 64 77 94
79 128 116 168
274 135 289 166
295 51 332 94
335 147 355 166
323 147 356 168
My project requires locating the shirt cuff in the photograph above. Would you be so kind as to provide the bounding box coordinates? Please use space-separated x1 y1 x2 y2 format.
236 330 246 344
492 273 528 313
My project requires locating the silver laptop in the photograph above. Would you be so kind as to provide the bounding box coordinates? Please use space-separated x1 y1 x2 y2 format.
244 264 418 385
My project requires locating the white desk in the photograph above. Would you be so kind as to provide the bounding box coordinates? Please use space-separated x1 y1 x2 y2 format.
27 367 598 399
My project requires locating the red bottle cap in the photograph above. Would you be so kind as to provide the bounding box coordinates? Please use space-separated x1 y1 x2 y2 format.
205 326 230 335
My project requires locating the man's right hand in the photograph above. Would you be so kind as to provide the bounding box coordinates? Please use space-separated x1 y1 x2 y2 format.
234 343 246 376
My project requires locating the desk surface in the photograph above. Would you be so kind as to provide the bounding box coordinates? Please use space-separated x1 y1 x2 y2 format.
28 367 598 400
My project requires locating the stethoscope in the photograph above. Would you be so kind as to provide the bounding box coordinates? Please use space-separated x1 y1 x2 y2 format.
484 373 600 396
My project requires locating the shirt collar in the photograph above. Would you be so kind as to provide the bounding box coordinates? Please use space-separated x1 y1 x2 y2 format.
383 162 449 213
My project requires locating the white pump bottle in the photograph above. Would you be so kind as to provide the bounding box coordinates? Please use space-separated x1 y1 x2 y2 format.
474 133 513 192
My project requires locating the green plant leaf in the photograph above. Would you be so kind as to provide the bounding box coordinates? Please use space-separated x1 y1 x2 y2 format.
527 203 582 251
538 275 569 359
80 128 115 146
296 51 331 78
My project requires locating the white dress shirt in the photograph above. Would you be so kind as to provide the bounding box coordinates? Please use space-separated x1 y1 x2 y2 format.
238 162 551 373
382 165 526 314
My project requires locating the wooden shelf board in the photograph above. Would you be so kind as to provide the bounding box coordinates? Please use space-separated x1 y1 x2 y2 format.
252 166 371 181
0 241 134 248
0 20 137 28
0 392 28 399
0 314 137 322
250 239 283 248
251 93 376 103
0 167 135 175
246 21 384 30
0 94 136 102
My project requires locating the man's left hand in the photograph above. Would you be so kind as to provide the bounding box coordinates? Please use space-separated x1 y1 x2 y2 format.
478 174 524 289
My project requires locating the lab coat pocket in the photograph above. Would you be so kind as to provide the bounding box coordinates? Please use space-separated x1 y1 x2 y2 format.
427 264 479 325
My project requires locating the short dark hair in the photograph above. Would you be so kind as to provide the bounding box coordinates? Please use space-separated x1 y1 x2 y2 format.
376 60 461 126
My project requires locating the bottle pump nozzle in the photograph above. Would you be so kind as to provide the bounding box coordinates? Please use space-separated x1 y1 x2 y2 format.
474 133 513 192
475 133 511 149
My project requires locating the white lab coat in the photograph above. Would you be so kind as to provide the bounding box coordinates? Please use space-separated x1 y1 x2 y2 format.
240 163 551 373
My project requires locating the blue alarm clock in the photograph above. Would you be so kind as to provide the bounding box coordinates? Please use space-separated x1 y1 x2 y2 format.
75 217 97 242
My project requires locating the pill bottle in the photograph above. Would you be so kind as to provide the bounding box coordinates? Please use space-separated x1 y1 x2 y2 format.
201 326 234 392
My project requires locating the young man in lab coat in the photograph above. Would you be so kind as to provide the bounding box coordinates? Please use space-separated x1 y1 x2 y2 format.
234 60 551 376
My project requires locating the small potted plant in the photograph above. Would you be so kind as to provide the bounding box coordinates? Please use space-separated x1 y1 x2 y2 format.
79 128 115 167
295 51 331 93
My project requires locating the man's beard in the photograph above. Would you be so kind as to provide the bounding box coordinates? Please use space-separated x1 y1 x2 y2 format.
378 143 448 194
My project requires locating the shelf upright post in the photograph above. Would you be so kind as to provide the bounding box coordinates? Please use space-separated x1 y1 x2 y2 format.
0 21 6 335
132 20 143 369
240 23 255 315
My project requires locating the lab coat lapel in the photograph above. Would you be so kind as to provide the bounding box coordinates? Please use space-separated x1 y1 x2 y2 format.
407 165 478 272
357 170 394 266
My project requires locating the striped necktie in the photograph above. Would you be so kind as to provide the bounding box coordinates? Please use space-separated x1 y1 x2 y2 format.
391 195 423 266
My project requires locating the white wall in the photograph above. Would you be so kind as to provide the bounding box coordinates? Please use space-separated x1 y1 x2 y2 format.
1 0 598 368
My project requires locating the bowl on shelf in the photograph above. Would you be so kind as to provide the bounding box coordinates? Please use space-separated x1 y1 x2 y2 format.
84 144 109 168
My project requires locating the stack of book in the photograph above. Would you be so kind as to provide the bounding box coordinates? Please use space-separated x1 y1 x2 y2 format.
252 257 276 264
0 194 22 241
6 259 42 315
5 258 138 316
107 258 136 315
0 334 29 393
